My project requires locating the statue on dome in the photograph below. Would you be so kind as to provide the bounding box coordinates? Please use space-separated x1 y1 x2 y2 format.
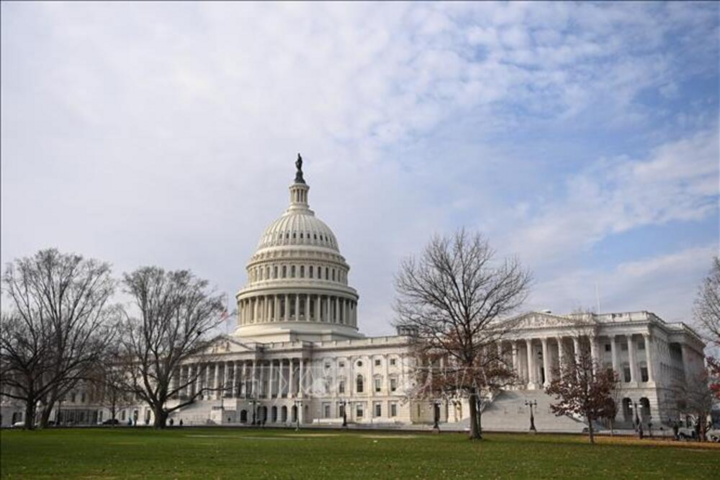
295 153 305 183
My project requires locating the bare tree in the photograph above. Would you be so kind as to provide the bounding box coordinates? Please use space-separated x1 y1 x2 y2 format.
91 349 135 426
545 348 619 444
120 267 225 429
0 249 116 429
394 230 532 440
694 256 720 347
670 370 715 441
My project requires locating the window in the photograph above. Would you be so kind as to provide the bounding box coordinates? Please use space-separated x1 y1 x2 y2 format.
638 339 645 350
282 266 287 278
357 360 363 367
356 404 364 418
325 362 331 370
338 404 345 418
323 403 331 419
623 365 631 382
390 358 396 366
621 342 628 352
390 402 398 417
325 267 329 280
81 393 86 403
374 359 381 367
339 380 345 394
604 344 611 352
640 366 649 382
374 402 382 417
339 362 345 368
390 377 398 392
291 266 296 278
300 266 305 278
356 375 364 393
374 377 382 393
309 266 314 278
274 266 278 278
332 269 336 281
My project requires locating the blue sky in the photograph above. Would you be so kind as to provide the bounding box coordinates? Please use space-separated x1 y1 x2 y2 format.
2 2 718 336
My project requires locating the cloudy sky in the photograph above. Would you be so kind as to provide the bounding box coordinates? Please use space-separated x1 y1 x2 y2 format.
2 2 718 336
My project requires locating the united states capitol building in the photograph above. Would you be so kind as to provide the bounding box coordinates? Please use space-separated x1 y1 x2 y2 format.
1 161 708 432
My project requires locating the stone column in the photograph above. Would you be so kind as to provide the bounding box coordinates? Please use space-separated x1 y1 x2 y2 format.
269 361 275 398
627 335 637 383
525 339 535 388
541 338 550 386
186 365 193 397
295 295 300 321
611 335 619 377
383 354 389 393
557 337 565 376
289 359 295 398
231 361 238 398
305 295 311 322
572 337 581 367
242 362 248 397
511 342 519 385
315 295 321 322
680 344 692 383
589 336 599 375
299 359 305 398
213 363 219 399
284 295 290 321
644 333 654 383
251 361 257 398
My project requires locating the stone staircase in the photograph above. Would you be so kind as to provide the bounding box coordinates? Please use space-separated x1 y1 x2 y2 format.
447 389 593 433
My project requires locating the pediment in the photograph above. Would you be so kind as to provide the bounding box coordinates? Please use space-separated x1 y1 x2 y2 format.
513 311 595 329
204 335 260 355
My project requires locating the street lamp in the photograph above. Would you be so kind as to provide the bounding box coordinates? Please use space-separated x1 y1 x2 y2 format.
250 399 257 426
294 399 302 431
632 401 644 439
339 399 348 429
525 400 537 433
432 399 441 431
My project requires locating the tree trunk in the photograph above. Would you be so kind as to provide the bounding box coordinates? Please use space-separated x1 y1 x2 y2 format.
467 390 481 440
39 398 56 429
153 406 168 429
475 396 483 439
24 398 36 430
587 414 595 444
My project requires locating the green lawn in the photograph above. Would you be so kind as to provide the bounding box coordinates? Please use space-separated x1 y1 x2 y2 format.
1 427 718 479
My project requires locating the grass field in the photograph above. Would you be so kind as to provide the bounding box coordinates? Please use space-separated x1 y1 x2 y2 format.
1 427 719 479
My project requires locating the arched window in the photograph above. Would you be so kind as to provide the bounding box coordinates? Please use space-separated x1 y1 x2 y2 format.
300 266 305 278
291 266 296 278
325 267 329 280
309 266 314 278
332 269 336 281
274 266 278 279
356 375 364 394
282 266 287 278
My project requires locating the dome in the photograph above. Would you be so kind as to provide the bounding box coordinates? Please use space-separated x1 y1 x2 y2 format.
257 209 339 252
234 155 362 343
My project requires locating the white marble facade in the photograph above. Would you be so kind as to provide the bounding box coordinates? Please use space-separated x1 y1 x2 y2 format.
0 166 707 430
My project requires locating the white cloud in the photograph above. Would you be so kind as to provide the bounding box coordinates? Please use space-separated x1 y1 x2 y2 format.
529 244 718 325
506 129 719 266
1 2 717 336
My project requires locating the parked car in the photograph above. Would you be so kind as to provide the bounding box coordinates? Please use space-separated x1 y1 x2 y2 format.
707 428 720 443
677 426 697 440
102 418 120 425
11 421 25 428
